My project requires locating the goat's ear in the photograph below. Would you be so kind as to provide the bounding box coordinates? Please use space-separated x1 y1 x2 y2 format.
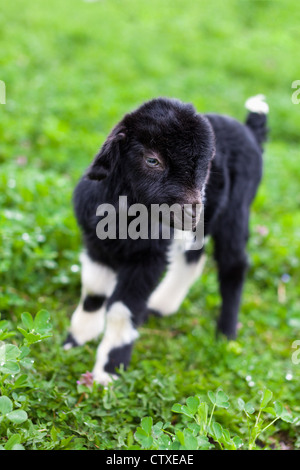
86 124 126 180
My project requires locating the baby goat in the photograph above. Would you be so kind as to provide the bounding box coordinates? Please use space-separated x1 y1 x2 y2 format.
64 95 268 385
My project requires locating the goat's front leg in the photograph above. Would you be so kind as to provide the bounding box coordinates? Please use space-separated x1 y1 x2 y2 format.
92 259 165 385
63 252 117 349
148 246 206 317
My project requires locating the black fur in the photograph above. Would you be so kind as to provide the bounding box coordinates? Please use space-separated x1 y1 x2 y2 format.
104 344 133 374
83 294 106 312
71 97 267 375
64 332 79 348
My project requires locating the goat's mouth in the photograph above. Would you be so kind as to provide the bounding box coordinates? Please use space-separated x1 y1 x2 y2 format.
183 204 202 227
163 207 201 232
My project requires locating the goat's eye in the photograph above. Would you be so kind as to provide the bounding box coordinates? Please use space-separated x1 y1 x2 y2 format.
145 156 160 167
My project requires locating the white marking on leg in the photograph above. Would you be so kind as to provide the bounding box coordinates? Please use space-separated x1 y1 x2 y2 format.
80 251 116 297
66 300 106 346
148 242 206 316
92 301 139 385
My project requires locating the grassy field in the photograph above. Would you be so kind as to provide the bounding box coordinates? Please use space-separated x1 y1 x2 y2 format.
0 0 300 450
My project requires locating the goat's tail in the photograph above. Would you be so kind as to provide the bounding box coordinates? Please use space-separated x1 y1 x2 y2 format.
245 94 269 147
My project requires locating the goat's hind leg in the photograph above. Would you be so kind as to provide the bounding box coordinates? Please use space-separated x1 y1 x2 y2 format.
213 208 250 339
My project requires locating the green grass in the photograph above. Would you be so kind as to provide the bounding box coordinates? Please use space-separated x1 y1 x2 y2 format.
0 0 300 450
